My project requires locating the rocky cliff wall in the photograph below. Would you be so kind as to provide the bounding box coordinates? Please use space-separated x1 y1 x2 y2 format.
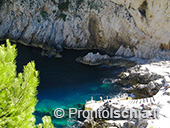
0 0 169 58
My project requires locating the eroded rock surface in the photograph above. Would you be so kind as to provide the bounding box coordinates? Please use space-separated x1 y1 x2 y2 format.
0 0 169 58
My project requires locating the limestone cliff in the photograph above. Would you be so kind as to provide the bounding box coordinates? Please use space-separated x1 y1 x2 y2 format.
0 0 169 58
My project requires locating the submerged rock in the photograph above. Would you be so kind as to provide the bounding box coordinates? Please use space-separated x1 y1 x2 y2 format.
40 45 62 58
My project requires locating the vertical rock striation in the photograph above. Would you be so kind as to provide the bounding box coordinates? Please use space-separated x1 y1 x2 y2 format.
0 0 169 58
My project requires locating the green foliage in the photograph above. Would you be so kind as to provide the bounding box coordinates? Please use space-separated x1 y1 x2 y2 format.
59 13 67 21
75 0 84 11
88 0 100 10
0 1 3 7
37 116 54 128
76 0 84 7
40 11 48 20
37 18 41 23
52 10 56 14
0 39 54 128
58 0 70 11
29 1 35 9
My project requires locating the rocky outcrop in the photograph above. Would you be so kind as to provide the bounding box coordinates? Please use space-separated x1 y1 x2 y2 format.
76 52 110 65
118 58 170 97
76 52 136 67
0 0 169 58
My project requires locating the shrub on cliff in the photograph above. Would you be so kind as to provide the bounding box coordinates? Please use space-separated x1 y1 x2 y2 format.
0 39 54 128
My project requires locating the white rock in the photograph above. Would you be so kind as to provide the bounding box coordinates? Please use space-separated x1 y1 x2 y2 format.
164 76 170 83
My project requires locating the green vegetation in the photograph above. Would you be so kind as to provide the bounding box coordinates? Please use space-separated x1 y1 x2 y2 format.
52 10 56 14
0 1 2 6
59 13 67 21
58 0 70 11
76 0 84 7
75 0 84 11
29 1 34 9
87 0 101 11
0 39 54 128
40 10 48 20
37 18 41 23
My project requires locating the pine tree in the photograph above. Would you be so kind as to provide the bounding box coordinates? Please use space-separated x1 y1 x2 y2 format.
0 39 54 128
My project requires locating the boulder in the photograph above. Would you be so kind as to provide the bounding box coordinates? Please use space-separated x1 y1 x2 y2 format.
164 76 170 83
76 52 110 66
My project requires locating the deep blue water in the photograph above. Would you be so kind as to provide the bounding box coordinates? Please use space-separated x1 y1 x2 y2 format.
14 44 125 127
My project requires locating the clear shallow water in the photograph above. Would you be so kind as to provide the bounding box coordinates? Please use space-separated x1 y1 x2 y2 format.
14 44 125 127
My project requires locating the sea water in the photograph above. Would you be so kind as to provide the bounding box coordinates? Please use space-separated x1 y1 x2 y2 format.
15 44 125 127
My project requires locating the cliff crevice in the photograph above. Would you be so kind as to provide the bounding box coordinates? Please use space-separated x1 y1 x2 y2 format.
0 0 169 58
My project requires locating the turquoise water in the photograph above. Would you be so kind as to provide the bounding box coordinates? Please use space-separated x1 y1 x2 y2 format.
15 44 125 127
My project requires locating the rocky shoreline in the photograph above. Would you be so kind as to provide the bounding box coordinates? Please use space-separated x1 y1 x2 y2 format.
2 39 170 128
76 51 170 98
75 51 170 128
0 0 170 128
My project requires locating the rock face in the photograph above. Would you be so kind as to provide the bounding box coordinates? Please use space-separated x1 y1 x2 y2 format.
0 0 170 58
112 0 170 51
